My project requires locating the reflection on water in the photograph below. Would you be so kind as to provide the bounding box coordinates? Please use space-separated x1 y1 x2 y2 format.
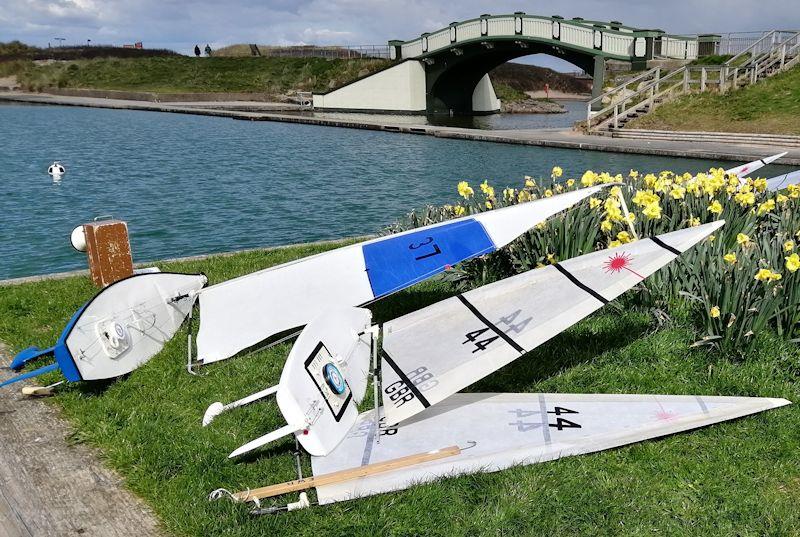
289 100 587 131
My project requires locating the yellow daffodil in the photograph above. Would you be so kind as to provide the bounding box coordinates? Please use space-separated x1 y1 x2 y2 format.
707 200 723 215
485 200 493 209
723 252 737 264
788 184 800 199
753 178 768 192
688 217 700 227
524 176 535 188
555 184 563 193
480 180 495 198
551 166 563 179
737 233 752 246
609 240 622 248
617 231 632 244
642 202 662 220
589 197 602 209
629 170 639 179
734 190 756 206
757 198 776 215
457 181 474 199
535 222 546 230
546 253 557 264
777 194 789 204
754 268 782 282
566 179 575 188
544 189 553 198
581 170 597 187
600 219 613 233
503 187 515 201
518 190 532 202
670 186 686 200
786 253 800 273
709 306 720 318
784 240 795 253
609 186 622 198
454 205 466 216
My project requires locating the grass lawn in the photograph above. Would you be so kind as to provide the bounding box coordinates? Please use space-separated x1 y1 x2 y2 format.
1 240 799 536
1 56 389 94
627 66 800 135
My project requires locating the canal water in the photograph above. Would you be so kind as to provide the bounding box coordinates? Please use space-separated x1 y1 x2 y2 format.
0 103 792 280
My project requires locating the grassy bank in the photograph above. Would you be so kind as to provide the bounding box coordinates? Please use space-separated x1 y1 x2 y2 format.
1 235 798 536
1 56 389 94
628 66 800 134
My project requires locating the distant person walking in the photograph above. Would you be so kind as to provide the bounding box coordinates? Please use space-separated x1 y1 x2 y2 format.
204 44 212 57
194 44 201 57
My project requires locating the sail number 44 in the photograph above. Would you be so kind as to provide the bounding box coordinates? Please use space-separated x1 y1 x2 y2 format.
508 407 582 432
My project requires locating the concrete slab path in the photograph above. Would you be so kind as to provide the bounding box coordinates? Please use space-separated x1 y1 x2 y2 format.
0 343 163 537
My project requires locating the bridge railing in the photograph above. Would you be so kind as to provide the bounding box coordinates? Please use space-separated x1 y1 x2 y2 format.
391 14 698 62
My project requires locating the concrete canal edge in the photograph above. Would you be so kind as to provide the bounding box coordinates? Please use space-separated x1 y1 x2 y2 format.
3 92 799 166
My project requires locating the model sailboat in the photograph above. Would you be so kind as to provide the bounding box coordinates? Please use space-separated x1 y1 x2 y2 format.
224 393 789 509
212 221 726 458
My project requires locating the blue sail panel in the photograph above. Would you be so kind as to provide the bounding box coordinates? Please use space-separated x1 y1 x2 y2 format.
363 219 495 298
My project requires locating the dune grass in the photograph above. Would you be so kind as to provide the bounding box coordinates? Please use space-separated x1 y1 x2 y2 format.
0 241 798 536
628 66 800 134
4 56 389 94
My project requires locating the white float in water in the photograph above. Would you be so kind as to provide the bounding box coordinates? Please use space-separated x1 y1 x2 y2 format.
47 161 66 176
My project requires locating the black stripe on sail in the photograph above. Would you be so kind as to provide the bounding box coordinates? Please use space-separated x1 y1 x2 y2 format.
456 295 526 354
381 350 430 408
760 159 767 165
650 236 682 256
552 263 609 305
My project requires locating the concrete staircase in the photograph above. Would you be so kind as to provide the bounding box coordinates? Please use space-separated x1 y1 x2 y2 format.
586 30 800 133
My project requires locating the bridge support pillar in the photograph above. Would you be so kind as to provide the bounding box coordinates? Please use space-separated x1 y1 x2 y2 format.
591 55 606 111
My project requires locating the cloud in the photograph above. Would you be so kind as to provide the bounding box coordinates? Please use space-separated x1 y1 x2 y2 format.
0 0 797 57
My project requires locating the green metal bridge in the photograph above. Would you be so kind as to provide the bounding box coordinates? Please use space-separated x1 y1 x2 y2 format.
313 14 715 115
388 14 707 114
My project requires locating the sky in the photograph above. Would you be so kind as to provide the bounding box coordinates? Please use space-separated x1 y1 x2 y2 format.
2 0 798 70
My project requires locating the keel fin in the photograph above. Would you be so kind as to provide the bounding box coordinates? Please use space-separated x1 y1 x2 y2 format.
0 363 60 389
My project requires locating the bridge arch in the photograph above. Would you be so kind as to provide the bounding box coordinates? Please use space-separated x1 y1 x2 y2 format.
424 40 599 115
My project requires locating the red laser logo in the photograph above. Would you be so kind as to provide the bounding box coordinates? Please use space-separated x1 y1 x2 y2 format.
603 252 644 279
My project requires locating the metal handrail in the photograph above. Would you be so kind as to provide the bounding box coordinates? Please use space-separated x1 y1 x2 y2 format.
586 66 660 107
725 30 776 65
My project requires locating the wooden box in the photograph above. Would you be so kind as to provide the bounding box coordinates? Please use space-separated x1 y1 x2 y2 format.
83 220 133 287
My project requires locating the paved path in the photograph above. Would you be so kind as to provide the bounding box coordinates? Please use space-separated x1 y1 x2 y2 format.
3 91 799 165
0 343 163 537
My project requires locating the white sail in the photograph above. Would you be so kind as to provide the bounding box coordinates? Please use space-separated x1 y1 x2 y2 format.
766 169 800 192
195 185 610 365
311 392 790 505
728 152 786 180
380 221 725 425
